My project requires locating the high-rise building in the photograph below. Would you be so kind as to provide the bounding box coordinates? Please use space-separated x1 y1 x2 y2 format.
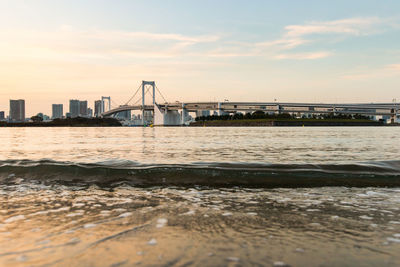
79 100 88 117
87 108 93 118
94 100 102 117
9 99 25 122
69 100 80 118
52 104 63 119
0 111 4 121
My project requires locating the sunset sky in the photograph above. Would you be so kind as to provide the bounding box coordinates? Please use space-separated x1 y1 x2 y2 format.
0 0 400 116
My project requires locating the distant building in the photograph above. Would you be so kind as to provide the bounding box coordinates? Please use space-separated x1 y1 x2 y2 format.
0 111 4 121
116 110 131 120
94 100 102 117
79 100 88 117
52 104 63 119
9 99 25 122
87 108 93 118
69 100 80 118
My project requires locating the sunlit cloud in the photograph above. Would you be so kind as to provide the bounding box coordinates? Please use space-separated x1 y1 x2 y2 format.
284 17 383 37
275 51 332 60
255 17 392 53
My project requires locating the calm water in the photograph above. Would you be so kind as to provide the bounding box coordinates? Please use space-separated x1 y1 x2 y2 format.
0 127 399 266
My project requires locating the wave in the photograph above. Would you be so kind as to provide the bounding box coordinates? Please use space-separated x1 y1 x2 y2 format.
0 159 400 188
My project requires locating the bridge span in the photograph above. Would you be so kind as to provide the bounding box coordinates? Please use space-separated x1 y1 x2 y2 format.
101 81 400 125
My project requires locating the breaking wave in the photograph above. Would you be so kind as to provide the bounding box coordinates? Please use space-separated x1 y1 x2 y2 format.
0 159 400 188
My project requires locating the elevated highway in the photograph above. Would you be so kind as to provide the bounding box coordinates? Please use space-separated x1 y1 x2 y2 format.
100 81 399 125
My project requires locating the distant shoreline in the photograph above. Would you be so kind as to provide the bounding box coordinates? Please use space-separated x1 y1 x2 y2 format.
189 119 386 127
0 117 122 127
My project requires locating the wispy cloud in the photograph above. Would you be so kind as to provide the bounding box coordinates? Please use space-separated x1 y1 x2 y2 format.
254 17 391 55
0 26 221 62
284 17 382 37
275 51 332 60
0 16 396 64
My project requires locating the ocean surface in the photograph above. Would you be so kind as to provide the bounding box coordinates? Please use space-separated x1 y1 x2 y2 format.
0 127 399 266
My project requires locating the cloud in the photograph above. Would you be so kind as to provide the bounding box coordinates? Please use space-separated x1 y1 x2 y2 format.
275 51 332 60
0 26 221 62
254 17 390 54
284 17 382 37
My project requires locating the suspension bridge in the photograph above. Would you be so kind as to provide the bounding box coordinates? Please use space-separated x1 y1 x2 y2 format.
101 81 400 126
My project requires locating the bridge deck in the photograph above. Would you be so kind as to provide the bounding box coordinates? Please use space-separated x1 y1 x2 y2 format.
102 102 399 117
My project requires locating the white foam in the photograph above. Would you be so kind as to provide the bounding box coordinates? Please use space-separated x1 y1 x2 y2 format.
393 234 400 238
389 221 400 225
4 215 25 223
84 223 97 229
100 210 111 216
387 237 400 243
72 203 85 208
148 238 157 245
181 210 195 216
119 212 133 218
156 218 168 228
331 216 339 220
273 261 289 266
226 257 239 262
359 215 373 220
247 212 257 216
222 212 233 216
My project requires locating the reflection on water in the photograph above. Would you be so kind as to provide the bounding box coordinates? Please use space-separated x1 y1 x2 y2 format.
0 127 399 164
1 184 399 266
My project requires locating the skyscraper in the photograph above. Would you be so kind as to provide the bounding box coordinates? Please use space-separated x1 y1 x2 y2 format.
87 108 93 118
9 99 25 122
94 100 102 117
79 100 88 117
0 111 5 121
69 100 80 118
52 104 63 119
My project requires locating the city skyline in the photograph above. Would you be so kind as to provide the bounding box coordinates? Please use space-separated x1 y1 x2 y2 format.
1 0 400 116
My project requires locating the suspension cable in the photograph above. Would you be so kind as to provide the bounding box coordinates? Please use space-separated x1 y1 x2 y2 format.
124 83 142 106
155 85 168 103
132 86 151 106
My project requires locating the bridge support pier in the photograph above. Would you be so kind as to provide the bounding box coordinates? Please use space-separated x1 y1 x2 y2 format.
101 96 111 114
218 102 222 116
181 103 188 125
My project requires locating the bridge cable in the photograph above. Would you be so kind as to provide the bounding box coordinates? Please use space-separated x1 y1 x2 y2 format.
132 86 151 106
155 85 168 103
124 84 142 106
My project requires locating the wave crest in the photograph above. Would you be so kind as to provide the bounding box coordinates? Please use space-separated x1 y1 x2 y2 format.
1 160 400 188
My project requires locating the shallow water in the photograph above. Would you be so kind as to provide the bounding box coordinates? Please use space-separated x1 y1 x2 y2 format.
0 127 399 266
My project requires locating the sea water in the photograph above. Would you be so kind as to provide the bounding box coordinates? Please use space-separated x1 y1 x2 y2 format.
0 127 399 266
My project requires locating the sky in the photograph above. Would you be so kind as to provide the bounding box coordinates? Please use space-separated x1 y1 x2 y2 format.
0 0 399 116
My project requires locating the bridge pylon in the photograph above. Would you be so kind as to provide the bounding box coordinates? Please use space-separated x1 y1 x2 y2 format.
141 81 156 126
